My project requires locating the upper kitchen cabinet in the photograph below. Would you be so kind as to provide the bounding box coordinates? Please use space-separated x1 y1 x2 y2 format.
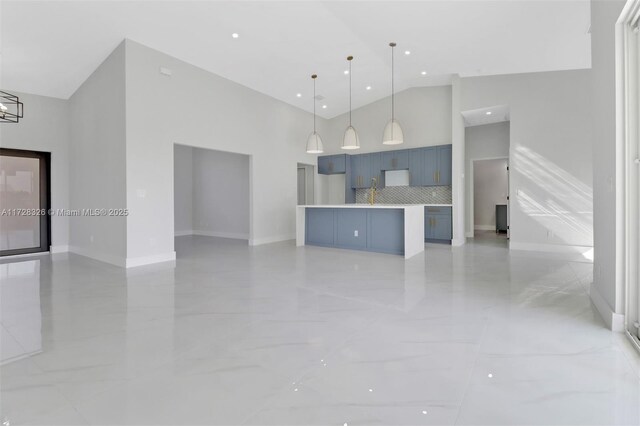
382 149 409 171
408 145 452 186
318 154 347 175
422 147 438 186
408 148 423 186
437 145 452 185
350 154 369 188
351 153 384 189
369 152 384 187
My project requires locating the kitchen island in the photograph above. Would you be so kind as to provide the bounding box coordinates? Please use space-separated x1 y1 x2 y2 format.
296 204 426 259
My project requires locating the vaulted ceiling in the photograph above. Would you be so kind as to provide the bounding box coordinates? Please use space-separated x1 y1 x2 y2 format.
1 1 591 118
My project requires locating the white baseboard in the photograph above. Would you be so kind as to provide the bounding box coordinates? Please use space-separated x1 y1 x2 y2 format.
192 230 249 240
465 231 474 238
474 225 495 231
68 246 126 267
50 245 69 253
175 230 250 240
590 282 625 332
509 241 593 256
126 252 176 268
451 238 466 247
249 234 295 246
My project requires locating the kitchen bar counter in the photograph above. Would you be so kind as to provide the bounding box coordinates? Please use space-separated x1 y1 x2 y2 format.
296 204 431 259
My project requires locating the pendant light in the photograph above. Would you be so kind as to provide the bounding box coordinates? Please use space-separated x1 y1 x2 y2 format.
306 74 324 154
382 42 404 145
341 56 360 150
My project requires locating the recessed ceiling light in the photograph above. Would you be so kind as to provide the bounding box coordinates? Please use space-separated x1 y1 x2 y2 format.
486 111 492 115
231 33 239 39
344 70 349 75
404 50 411 55
296 93 302 98
366 86 372 90
322 105 327 109
421 71 427 76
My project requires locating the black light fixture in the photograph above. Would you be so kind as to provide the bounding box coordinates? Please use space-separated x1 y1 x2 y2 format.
306 74 324 154
0 91 24 123
341 56 360 150
382 42 404 145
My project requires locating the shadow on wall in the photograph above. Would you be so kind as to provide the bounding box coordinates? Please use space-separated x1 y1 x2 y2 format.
514 146 593 256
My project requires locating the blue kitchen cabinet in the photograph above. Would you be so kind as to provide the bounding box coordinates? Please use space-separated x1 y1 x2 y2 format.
336 209 367 249
369 152 384 188
305 208 405 255
382 149 409 171
368 209 404 254
424 206 452 242
437 145 452 185
318 154 347 175
422 147 438 186
432 213 452 240
408 148 423 186
351 153 384 189
408 145 452 187
306 208 335 246
350 154 369 188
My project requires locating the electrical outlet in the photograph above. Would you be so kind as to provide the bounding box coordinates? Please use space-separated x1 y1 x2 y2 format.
547 230 554 239
354 230 359 237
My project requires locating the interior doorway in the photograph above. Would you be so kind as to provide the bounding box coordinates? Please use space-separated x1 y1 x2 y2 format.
173 144 251 247
296 163 314 205
0 148 51 256
471 157 509 243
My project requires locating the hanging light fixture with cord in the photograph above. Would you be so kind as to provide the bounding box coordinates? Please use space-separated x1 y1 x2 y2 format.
342 56 360 150
382 42 404 145
306 74 324 154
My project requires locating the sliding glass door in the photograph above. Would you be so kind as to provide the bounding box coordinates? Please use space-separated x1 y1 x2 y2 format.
0 149 50 256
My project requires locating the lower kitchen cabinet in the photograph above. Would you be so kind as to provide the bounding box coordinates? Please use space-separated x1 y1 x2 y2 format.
336 209 367 249
306 208 335 246
425 206 452 242
305 207 404 255
368 209 404 254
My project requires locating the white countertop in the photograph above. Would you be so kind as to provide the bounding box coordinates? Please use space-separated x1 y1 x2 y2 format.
298 204 452 209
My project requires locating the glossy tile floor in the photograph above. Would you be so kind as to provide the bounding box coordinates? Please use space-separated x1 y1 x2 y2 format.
1 234 639 425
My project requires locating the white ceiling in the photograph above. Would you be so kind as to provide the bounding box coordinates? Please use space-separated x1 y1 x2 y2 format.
462 105 510 127
1 0 591 119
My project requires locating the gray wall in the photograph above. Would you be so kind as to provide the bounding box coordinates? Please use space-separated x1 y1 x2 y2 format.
124 39 323 262
461 70 593 252
69 41 127 265
590 0 627 323
173 144 193 235
465 122 510 236
322 86 452 154
473 158 508 230
0 92 70 251
192 147 250 239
